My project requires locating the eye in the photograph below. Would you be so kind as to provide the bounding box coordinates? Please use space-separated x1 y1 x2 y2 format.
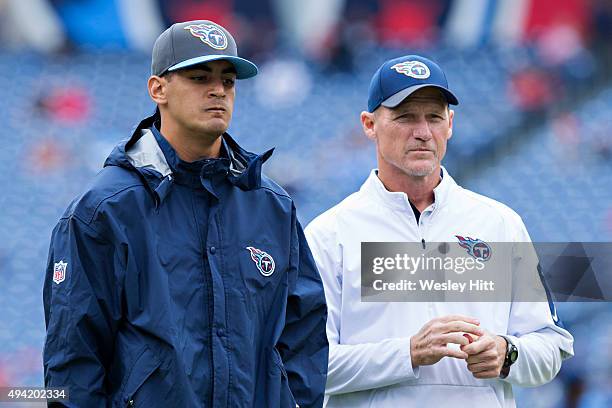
190 76 207 81
395 113 414 121
223 78 236 87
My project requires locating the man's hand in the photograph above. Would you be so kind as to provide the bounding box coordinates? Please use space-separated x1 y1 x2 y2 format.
410 315 483 367
462 332 506 379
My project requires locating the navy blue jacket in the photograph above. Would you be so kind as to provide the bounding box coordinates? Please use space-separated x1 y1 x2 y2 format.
43 113 328 407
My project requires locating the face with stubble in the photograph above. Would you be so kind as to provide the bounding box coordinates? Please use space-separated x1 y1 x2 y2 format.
362 87 454 178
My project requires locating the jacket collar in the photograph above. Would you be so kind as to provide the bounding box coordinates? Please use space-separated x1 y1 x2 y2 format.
104 111 274 203
361 166 456 213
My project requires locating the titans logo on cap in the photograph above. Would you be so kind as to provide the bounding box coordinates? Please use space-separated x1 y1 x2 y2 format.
184 24 228 50
390 60 431 79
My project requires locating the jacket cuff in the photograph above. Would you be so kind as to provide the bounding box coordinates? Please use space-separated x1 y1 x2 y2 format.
399 337 420 380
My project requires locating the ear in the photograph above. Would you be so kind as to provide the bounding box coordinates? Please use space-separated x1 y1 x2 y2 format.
447 108 454 141
148 75 168 106
361 111 377 141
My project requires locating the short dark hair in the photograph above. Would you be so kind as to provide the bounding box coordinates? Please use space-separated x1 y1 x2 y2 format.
160 71 176 82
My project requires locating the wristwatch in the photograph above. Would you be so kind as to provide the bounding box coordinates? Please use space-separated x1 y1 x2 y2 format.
499 335 518 378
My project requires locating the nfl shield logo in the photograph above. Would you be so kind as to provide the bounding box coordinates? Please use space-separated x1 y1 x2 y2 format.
53 260 67 284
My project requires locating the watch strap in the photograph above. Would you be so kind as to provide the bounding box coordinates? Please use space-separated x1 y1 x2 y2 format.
499 335 518 378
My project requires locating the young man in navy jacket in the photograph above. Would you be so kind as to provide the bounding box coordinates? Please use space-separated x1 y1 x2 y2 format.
43 20 328 408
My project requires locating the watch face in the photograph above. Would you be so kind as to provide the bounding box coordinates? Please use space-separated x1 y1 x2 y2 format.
509 348 518 363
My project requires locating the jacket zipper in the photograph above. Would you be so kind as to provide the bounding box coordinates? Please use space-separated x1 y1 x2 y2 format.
419 203 440 249
416 212 426 249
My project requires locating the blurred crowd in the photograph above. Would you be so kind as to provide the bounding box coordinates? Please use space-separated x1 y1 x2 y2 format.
0 1 611 58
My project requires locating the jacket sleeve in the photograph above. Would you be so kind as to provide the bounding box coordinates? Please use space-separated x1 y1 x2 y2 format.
304 215 419 396
276 206 329 408
502 219 574 387
43 214 122 407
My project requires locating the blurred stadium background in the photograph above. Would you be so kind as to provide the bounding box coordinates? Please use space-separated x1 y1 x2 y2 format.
0 0 611 407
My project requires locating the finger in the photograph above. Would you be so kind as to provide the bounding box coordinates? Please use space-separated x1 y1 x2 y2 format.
440 321 484 336
473 370 500 379
441 333 471 347
442 346 469 360
467 363 484 373
466 350 497 365
462 337 495 355
467 361 497 373
435 315 480 325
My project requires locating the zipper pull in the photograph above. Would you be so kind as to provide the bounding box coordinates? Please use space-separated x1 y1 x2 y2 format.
421 239 426 249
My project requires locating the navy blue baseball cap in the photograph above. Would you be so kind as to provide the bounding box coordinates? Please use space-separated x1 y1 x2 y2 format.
151 20 258 79
367 55 459 112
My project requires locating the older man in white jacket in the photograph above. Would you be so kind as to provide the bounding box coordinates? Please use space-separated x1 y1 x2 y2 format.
305 55 573 407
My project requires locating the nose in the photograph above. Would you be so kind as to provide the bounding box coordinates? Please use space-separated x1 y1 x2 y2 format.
208 78 226 98
412 118 432 141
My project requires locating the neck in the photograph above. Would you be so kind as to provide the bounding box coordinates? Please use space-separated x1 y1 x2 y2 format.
159 120 222 162
377 164 441 212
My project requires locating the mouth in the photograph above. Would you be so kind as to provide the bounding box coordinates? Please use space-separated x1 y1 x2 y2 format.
205 106 227 113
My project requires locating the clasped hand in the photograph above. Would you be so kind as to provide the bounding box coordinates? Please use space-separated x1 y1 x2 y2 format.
410 315 506 379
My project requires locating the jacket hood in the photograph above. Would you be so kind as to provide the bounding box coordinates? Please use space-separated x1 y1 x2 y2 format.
104 111 274 201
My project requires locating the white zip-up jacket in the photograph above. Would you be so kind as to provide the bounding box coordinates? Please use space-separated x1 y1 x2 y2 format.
305 168 574 408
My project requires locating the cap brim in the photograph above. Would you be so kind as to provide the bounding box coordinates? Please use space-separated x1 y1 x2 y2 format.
167 55 258 79
381 84 459 108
